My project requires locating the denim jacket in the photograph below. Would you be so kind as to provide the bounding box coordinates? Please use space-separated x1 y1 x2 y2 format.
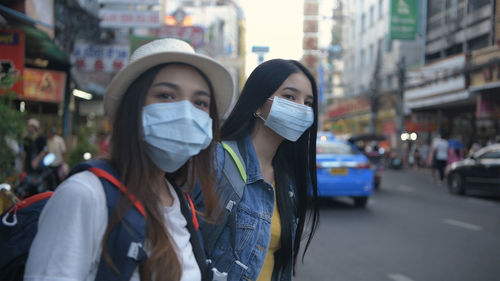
192 134 297 281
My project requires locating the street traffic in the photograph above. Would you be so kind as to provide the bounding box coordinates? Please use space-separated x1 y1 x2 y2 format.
295 168 500 281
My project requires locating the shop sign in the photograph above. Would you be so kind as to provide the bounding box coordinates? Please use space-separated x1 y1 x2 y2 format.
157 26 204 47
99 10 161 28
389 0 418 40
405 54 466 109
0 30 24 96
405 121 435 132
22 68 66 103
99 0 159 4
476 94 500 119
383 122 396 135
327 98 370 118
470 46 500 89
71 42 129 73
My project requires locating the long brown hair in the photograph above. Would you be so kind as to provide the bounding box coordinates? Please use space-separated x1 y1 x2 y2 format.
106 63 219 281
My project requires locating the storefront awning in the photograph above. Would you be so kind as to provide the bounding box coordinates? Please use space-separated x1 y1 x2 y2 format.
1 5 70 70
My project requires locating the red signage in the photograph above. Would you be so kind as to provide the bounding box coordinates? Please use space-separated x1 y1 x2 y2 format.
22 68 66 103
0 30 24 96
327 98 370 118
156 25 204 47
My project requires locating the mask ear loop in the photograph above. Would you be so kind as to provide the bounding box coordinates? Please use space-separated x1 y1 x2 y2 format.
253 112 266 122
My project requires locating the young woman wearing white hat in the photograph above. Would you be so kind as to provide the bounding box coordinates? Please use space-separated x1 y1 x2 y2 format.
24 38 234 281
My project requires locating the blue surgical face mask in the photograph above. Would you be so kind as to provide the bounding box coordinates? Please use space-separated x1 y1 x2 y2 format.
142 100 213 172
256 96 314 142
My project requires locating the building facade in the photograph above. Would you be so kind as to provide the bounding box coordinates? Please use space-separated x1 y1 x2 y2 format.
406 0 498 147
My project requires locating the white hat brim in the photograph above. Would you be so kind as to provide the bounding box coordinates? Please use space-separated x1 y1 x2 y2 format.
104 51 234 119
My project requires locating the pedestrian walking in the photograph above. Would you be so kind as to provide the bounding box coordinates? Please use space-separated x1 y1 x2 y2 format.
24 38 234 281
22 118 47 174
46 127 67 186
429 133 449 184
191 59 320 281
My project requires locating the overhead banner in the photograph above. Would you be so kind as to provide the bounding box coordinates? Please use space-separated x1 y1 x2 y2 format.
22 68 66 103
0 30 24 96
157 26 204 47
71 42 129 73
99 10 161 28
389 0 418 40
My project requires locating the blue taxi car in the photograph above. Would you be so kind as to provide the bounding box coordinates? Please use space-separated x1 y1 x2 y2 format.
316 136 374 207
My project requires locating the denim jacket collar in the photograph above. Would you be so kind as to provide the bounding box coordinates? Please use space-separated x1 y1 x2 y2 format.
240 134 265 184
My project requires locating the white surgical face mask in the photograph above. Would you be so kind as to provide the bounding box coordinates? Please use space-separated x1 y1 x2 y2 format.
142 100 213 172
256 96 314 141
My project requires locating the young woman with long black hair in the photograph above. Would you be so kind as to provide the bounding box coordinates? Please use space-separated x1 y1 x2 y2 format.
192 59 320 281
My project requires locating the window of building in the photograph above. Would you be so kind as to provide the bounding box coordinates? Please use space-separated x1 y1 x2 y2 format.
361 13 366 33
360 49 365 67
351 19 355 39
429 0 444 17
468 34 490 51
386 35 392 52
377 38 383 54
378 0 383 19
369 6 374 26
445 44 462 56
468 0 489 13
369 44 374 62
386 75 393 89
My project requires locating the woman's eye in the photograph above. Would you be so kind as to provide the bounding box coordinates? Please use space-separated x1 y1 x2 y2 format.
194 100 209 108
282 94 295 100
157 93 174 100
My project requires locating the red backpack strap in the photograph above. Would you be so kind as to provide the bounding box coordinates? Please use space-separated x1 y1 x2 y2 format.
88 167 146 218
184 193 199 231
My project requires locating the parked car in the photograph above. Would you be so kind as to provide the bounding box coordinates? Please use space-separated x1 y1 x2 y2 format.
316 137 374 207
447 144 500 196
348 134 387 189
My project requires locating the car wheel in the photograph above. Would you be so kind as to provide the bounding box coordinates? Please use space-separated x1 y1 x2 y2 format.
353 196 368 207
448 173 465 195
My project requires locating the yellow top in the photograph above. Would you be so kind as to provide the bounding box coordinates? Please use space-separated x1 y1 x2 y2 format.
257 186 281 281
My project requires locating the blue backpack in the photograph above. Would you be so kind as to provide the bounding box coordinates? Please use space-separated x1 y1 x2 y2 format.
0 159 206 281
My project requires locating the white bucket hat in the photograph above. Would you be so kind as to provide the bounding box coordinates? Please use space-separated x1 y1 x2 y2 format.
104 38 234 119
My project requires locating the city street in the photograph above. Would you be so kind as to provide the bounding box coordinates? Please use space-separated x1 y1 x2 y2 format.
295 168 500 281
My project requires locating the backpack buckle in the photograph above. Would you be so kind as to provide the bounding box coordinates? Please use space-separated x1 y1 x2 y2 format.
127 242 147 261
2 212 17 226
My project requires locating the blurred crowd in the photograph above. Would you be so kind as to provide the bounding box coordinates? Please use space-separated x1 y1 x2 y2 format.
406 133 499 184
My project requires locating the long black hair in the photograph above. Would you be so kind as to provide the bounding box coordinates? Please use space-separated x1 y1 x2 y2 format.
221 59 320 275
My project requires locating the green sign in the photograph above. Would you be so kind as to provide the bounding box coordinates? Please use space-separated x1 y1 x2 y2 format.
389 0 418 40
129 35 159 54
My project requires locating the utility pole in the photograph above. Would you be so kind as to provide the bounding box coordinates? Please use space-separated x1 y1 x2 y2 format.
396 56 406 164
369 47 381 134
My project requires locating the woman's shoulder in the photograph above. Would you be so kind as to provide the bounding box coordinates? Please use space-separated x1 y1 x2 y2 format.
50 171 106 208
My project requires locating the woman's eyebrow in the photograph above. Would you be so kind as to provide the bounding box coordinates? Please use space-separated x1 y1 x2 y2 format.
151 82 179 89
194 91 210 98
152 82 210 97
282 86 299 92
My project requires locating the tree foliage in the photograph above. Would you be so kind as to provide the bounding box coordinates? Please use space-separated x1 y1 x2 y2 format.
0 94 25 183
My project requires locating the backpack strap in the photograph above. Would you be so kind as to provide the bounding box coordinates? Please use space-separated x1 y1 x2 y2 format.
202 140 247 259
221 140 246 199
173 186 212 281
69 160 147 281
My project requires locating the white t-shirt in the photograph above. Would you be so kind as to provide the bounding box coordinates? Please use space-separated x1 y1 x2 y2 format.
24 171 201 281
432 138 449 161
47 135 66 167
